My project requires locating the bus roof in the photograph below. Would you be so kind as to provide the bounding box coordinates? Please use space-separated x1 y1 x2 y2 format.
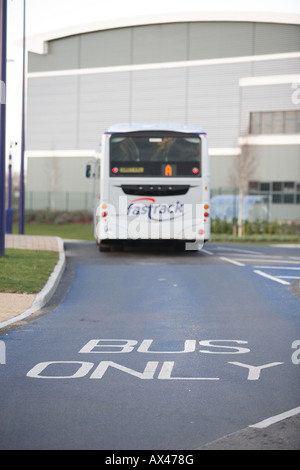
106 123 206 134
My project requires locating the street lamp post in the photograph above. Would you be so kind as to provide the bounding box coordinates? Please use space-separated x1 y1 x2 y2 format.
19 0 25 234
0 0 7 257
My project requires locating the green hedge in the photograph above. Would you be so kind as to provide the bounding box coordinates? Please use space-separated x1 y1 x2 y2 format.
211 217 300 235
14 210 93 225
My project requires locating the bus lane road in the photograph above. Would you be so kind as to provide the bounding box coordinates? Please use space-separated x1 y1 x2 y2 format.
0 242 299 450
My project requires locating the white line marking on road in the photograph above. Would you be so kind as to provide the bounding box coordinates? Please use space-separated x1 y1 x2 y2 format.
202 249 214 255
254 270 290 285
235 254 283 258
271 244 300 248
235 258 285 263
249 406 300 429
253 266 300 270
278 276 300 279
215 246 262 254
249 259 300 264
218 254 275 258
219 257 245 266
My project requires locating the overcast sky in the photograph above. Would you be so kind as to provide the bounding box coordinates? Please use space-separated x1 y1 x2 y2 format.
4 0 300 168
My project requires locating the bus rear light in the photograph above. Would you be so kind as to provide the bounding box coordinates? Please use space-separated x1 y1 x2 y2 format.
102 211 108 217
199 229 205 235
204 204 209 209
112 167 118 173
192 168 199 174
204 212 209 218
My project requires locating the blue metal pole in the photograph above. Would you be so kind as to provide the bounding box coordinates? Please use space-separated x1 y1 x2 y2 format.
0 0 7 256
19 0 25 234
6 147 13 233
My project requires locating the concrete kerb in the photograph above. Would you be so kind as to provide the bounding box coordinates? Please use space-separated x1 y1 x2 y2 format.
0 237 66 329
197 406 300 450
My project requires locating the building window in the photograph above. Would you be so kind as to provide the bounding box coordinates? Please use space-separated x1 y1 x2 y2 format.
250 111 300 134
249 181 300 204
260 112 272 134
297 183 300 204
272 111 284 133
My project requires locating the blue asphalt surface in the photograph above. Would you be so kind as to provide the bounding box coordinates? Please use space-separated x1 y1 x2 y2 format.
0 243 299 450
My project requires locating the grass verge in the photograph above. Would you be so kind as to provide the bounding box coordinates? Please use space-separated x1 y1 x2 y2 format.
210 233 300 244
13 223 94 241
0 249 59 294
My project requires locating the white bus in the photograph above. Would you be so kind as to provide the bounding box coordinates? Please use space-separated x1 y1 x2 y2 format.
87 123 210 252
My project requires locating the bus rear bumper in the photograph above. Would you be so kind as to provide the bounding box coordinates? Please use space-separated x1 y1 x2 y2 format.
96 217 207 247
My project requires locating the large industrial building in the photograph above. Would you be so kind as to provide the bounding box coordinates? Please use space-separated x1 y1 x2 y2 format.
25 11 300 219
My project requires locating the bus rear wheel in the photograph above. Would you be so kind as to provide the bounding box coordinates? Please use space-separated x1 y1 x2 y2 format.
99 242 111 252
174 241 186 252
99 241 124 252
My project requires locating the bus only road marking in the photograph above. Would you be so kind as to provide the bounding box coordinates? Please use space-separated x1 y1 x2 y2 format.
27 360 284 381
25 338 300 381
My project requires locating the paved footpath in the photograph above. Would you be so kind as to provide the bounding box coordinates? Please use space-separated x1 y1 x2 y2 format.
0 235 65 325
4 234 60 252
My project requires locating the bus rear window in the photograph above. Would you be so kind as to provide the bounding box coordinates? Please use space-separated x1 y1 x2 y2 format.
110 132 201 177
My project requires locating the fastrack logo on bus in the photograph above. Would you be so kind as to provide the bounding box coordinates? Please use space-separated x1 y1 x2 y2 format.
95 196 205 248
127 198 184 222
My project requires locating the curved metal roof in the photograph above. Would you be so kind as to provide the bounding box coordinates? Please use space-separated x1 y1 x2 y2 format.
26 11 300 54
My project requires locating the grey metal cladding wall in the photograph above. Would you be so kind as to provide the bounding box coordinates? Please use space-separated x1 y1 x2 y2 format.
250 145 300 180
131 68 187 123
27 57 299 151
26 21 300 151
132 23 188 64
253 57 300 76
27 76 78 150
253 23 300 55
28 35 80 73
188 22 254 59
241 82 298 111
78 72 131 149
187 62 252 148
80 28 132 68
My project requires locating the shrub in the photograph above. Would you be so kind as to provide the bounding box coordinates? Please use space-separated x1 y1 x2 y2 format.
211 218 300 235
23 210 92 225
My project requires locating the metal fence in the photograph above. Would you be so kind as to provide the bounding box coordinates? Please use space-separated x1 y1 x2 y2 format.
6 189 299 222
211 188 300 222
25 191 94 212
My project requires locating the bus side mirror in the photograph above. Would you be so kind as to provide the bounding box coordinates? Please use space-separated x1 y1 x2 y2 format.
85 164 92 178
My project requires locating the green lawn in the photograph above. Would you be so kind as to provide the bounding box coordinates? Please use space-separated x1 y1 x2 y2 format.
2 223 93 294
210 233 300 244
0 249 59 293
13 223 95 241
